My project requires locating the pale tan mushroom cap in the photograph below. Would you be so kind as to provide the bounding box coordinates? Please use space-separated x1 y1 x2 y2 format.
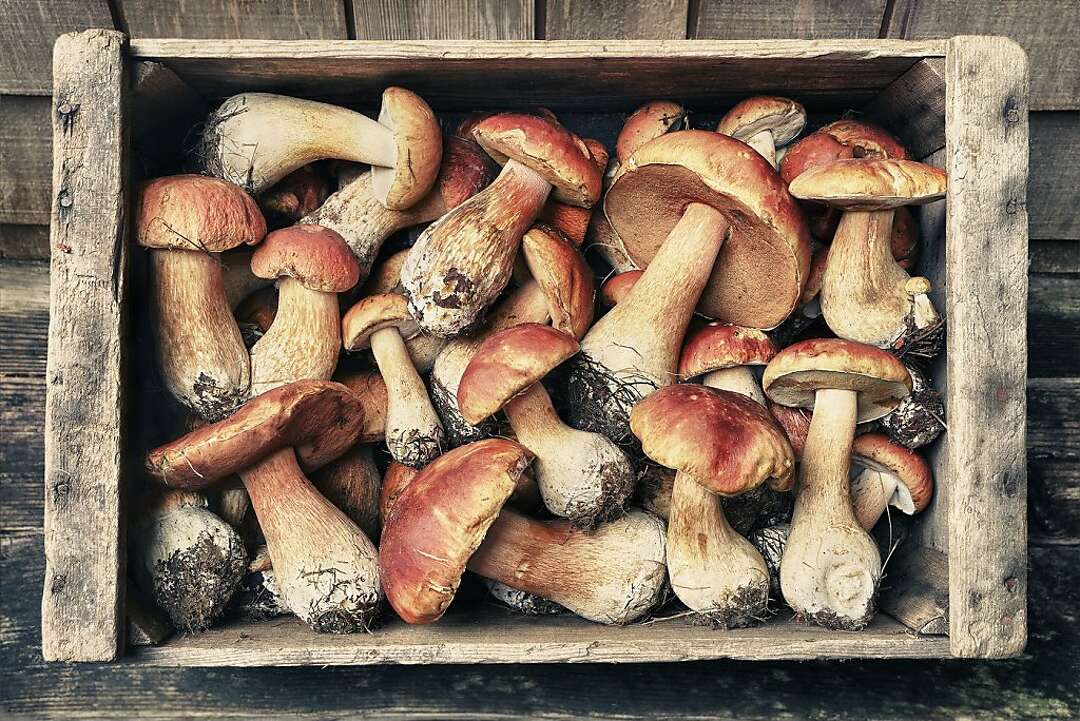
679 321 777 378
251 224 359 292
371 87 443 211
616 100 688 163
521 225 595 340
136 174 267 252
716 96 807 145
851 432 933 513
342 292 420 350
788 158 948 211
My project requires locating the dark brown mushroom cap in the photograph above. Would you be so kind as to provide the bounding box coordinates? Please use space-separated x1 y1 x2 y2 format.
471 113 602 207
258 164 332 221
616 101 688 163
763 338 912 423
599 270 643 307
335 369 387 443
136 174 266 252
606 130 811 329
630 384 794 495
371 87 443 210
799 245 829 305
521 225 595 339
851 432 934 513
146 380 365 488
716 96 806 145
251 224 359 292
768 400 812 460
342 293 420 350
788 158 948 211
379 461 419 528
779 119 910 185
379 438 534 624
434 135 496 211
679 322 778 378
457 323 579 425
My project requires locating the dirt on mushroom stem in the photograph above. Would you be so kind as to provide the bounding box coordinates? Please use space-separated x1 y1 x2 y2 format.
148 527 248 632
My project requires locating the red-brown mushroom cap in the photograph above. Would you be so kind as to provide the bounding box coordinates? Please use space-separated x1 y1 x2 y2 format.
679 322 778 379
434 135 496 211
471 113 602 207
259 164 332 221
599 270 643 307
768 400 812 459
342 292 420 351
763 338 912 423
145 380 365 488
379 461 419 528
335 370 388 443
251 224 359 292
716 96 807 146
779 119 910 185
891 206 919 269
136 174 266 251
800 245 829 305
457 323 579 425
361 249 409 296
630 384 794 495
606 130 811 328
616 101 688 163
379 438 534 624
371 87 443 210
851 432 934 513
521 225 595 339
788 158 948 211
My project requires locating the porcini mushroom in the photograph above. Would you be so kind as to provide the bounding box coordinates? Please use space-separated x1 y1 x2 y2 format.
568 130 810 441
615 101 689 166
716 96 806 169
763 338 912 629
342 293 445 467
312 443 382 541
599 270 643 308
135 175 266 420
258 164 332 224
879 363 946 448
631 384 794 626
402 113 601 336
458 323 634 526
849 433 933 531
789 159 947 357
380 439 666 625
197 89 441 206
678 321 778 405
536 138 609 247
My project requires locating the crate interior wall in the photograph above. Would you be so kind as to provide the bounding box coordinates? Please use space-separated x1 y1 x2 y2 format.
42 32 1029 665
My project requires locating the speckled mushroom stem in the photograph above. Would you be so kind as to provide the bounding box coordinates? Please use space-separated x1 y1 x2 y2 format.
370 327 445 467
702 367 766 406
666 472 770 627
780 388 881 630
239 447 381 633
466 509 667 625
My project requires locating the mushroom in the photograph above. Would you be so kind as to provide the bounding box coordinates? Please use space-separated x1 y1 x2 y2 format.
231 545 291 620
335 369 389 443
145 380 381 633
196 88 442 205
849 433 934 531
342 293 445 467
258 164 332 224
312 443 382 541
631 384 794 626
598 270 642 308
302 136 493 279
249 224 359 396
789 158 947 357
763 338 912 629
234 285 278 349
402 113 601 336
879 363 946 448
135 174 266 420
458 323 634 526
567 130 810 442
536 138 609 247
380 439 667 625
716 96 806 169
678 321 778 405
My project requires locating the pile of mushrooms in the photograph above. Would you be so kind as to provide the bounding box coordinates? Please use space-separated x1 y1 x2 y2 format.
132 87 947 638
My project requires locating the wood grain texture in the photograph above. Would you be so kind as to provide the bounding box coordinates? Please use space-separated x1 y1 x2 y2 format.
545 0 689 40
1028 273 1080 378
1030 112 1079 240
862 58 945 159
116 0 348 39
0 96 52 224
0 224 50 260
1028 377 1080 544
885 0 1079 110
879 545 949 635
0 0 114 94
352 0 534 39
944 36 1029 659
41 29 128 662
692 0 888 39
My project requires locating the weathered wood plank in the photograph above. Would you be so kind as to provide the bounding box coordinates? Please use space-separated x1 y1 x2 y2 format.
1030 112 1079 240
41 29 127 663
0 224 50 260
691 0 888 39
116 0 348 39
0 96 53 225
944 35 1029 659
130 61 207 179
879 545 949 635
0 259 49 378
862 58 945 159
1029 240 1080 274
0 0 114 95
545 0 689 40
1028 273 1080 379
885 0 1080 110
1028 378 1080 544
352 0 534 39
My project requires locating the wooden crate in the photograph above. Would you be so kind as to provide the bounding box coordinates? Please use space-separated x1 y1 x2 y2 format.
42 30 1029 664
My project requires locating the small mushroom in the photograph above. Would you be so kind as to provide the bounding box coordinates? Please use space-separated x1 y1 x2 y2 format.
458 323 634 526
234 285 278 349
678 321 777 405
335 369 389 443
849 433 934 530
342 293 445 467
258 164 333 224
763 338 911 629
631 385 794 626
402 113 601 336
536 138 609 247
598 270 643 308
135 175 266 420
716 96 806 169
197 89 441 205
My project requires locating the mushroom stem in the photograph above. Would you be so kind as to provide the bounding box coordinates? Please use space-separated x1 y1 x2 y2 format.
370 327 445 467
239 448 381 633
250 277 341 395
667 471 769 627
466 509 667 624
702 366 766 406
849 468 901 531
780 387 881 630
744 129 777 168
151 248 250 421
504 383 633 525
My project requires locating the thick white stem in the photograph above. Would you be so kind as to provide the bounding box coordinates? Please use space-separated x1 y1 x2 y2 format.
371 327 445 467
849 468 899 531
702 366 766 406
249 278 340 396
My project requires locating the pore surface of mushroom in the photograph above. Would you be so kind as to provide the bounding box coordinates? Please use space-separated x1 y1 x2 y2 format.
849 433 933 531
716 96 806 169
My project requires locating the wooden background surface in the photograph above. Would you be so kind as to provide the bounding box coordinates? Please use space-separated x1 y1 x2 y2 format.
1 1 1077 718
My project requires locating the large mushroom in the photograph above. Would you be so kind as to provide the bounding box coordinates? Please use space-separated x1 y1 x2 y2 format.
402 113 601 336
197 89 441 205
135 175 266 420
849 433 934 531
716 96 806 169
789 158 947 357
568 130 810 442
631 384 794 626
457 323 634 526
763 338 911 629
380 439 666 625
